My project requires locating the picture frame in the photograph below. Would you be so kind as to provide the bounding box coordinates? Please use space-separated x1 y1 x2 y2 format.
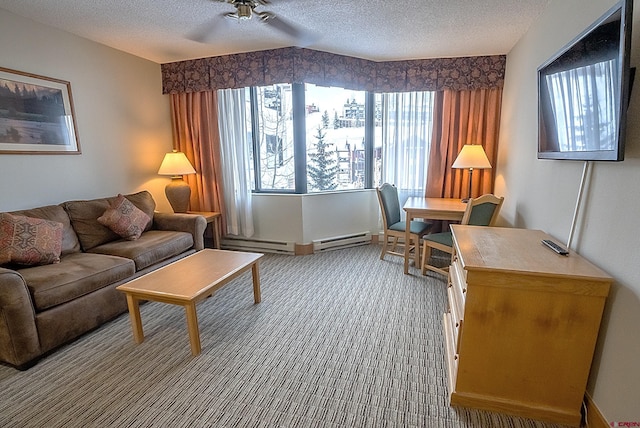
0 67 80 154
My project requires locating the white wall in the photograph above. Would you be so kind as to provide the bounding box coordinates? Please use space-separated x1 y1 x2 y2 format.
0 9 174 212
251 193 304 243
251 190 380 244
497 0 640 422
300 190 380 243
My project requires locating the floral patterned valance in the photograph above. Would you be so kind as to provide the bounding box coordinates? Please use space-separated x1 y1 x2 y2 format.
161 47 506 94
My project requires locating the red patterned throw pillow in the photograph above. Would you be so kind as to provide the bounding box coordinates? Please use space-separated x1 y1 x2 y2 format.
0 213 63 266
97 194 151 241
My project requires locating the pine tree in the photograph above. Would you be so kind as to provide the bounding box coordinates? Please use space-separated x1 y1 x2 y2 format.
333 111 340 129
308 126 338 191
322 110 330 129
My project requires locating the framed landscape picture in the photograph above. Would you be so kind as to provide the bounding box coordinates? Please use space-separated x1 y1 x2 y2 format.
0 67 80 154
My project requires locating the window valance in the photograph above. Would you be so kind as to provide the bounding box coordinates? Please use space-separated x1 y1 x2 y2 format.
161 47 505 94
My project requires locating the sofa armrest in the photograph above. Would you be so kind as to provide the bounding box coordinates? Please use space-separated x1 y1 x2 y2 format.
153 213 207 251
0 268 41 368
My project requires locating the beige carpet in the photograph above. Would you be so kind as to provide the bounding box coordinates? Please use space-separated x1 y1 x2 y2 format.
0 245 569 427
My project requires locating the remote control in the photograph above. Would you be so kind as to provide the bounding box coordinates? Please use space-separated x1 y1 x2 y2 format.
541 239 569 255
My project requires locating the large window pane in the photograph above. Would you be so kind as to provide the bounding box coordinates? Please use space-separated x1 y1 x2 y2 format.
304 84 368 191
251 84 295 191
246 84 431 194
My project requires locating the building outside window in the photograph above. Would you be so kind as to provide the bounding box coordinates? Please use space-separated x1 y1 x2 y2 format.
304 84 376 191
246 84 295 191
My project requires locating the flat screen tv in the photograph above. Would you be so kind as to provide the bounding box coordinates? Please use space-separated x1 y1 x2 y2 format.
538 0 633 161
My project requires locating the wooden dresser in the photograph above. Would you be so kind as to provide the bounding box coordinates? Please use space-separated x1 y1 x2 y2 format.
444 225 612 427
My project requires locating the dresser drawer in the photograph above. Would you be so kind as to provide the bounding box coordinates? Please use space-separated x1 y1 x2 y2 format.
451 251 467 283
450 258 467 304
447 257 466 354
443 312 458 394
447 283 464 353
449 259 466 313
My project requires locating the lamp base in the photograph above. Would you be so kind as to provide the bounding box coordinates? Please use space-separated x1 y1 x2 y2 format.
463 168 474 203
165 177 191 213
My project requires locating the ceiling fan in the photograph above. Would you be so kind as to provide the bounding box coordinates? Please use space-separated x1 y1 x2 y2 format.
217 0 273 21
189 0 313 45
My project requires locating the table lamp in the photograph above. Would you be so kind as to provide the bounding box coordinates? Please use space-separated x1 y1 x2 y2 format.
452 144 492 202
158 150 196 213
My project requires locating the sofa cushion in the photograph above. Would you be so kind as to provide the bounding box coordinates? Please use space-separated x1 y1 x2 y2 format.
63 191 157 251
18 252 135 312
63 197 118 251
88 230 193 271
0 213 63 266
122 191 156 233
98 194 151 240
9 205 80 256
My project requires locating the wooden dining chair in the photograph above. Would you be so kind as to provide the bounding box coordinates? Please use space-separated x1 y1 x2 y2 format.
376 183 432 266
421 194 504 276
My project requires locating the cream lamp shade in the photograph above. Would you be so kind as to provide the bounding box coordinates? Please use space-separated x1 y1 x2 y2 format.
452 145 492 202
158 150 196 213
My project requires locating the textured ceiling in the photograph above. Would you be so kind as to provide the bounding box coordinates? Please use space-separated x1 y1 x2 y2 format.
0 0 550 64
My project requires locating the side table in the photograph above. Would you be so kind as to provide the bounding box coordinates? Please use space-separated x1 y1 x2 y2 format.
187 211 221 249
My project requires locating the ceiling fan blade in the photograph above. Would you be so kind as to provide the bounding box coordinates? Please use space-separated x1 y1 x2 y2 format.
263 15 318 47
186 14 228 43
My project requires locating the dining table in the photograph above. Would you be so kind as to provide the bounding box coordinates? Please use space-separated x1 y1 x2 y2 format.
402 197 468 274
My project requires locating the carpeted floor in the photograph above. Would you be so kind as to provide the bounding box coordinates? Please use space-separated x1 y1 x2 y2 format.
0 245 569 427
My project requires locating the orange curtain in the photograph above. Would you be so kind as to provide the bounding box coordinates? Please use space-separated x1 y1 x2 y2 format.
169 91 227 235
426 87 503 199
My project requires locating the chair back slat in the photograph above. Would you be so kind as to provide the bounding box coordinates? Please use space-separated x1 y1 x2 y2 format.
461 194 504 227
377 183 401 226
467 202 498 226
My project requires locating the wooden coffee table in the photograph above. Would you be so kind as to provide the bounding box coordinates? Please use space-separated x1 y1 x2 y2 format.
116 249 263 356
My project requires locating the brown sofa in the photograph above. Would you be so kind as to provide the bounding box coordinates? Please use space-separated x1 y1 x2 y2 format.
0 191 207 369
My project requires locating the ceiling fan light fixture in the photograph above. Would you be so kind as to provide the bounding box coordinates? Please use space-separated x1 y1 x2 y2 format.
211 0 308 42
237 4 252 19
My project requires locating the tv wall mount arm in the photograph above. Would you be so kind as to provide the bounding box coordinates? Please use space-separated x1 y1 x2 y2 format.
567 160 591 250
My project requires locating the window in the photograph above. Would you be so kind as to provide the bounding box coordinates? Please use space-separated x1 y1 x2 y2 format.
304 84 374 191
247 84 430 194
247 84 295 191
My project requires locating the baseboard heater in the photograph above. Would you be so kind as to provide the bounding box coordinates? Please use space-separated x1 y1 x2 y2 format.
221 237 295 255
312 232 372 253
